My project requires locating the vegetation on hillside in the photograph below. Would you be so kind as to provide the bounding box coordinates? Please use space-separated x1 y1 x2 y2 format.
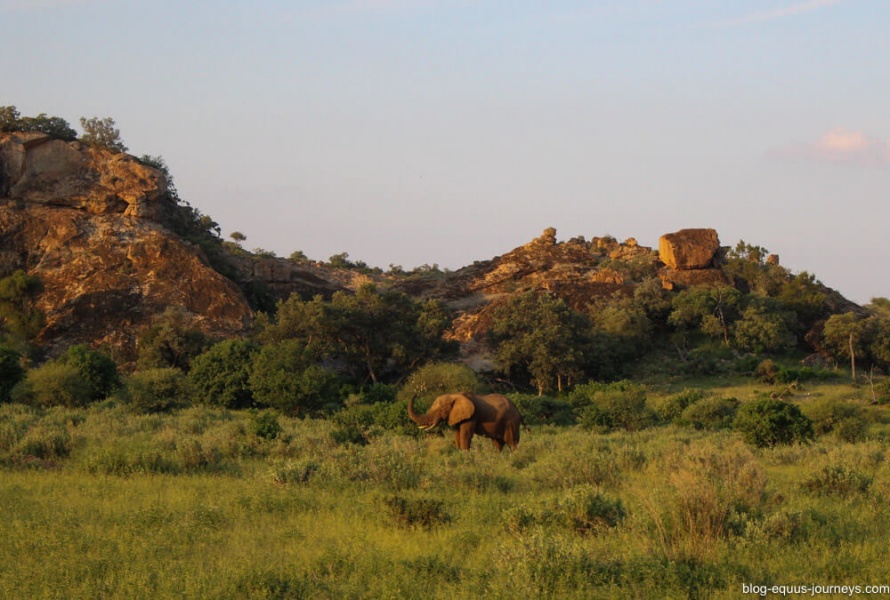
6 106 890 597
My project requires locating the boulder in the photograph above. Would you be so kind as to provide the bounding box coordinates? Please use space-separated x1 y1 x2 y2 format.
658 228 720 270
658 268 728 290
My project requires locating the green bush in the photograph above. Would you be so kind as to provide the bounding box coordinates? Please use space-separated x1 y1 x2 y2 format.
553 485 626 534
510 393 574 426
249 410 282 440
733 398 814 448
801 465 872 497
678 397 739 431
10 362 92 408
249 341 341 416
803 398 868 441
383 495 451 529
0 345 24 402
58 344 120 401
397 362 484 402
332 399 417 439
571 381 654 432
652 388 708 423
120 368 192 414
189 339 257 408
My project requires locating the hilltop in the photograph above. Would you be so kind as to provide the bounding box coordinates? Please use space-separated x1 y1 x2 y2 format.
0 130 864 368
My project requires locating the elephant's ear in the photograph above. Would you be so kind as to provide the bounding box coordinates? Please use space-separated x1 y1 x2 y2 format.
448 394 476 426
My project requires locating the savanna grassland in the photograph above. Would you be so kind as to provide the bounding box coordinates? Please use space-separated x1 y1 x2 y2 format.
3 378 890 600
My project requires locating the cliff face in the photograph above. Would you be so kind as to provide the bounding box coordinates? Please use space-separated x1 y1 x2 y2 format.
0 132 253 359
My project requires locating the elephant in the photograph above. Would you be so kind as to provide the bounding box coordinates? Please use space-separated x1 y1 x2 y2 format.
407 392 522 451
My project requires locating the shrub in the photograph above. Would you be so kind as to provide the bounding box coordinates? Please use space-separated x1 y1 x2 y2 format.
58 344 120 401
397 362 484 402
383 495 451 528
678 397 739 431
510 393 574 426
652 388 708 423
553 485 626 534
249 410 282 440
332 399 417 438
0 345 24 402
189 339 257 408
801 465 872 497
10 361 92 408
270 459 319 485
249 341 341 416
733 398 814 448
641 440 766 561
120 368 191 413
571 381 655 432
15 423 72 460
804 398 868 441
136 307 211 372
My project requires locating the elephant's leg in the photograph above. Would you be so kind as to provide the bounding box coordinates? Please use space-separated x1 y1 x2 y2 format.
456 422 474 449
504 423 520 450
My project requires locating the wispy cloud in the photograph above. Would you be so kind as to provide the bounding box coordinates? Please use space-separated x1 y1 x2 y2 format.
772 128 890 167
718 0 848 27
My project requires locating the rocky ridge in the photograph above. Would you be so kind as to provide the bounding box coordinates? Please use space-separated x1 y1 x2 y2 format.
0 132 861 361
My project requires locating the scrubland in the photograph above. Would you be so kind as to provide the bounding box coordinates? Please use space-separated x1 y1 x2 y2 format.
2 379 890 599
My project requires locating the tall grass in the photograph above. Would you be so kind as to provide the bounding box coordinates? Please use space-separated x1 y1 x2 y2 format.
1 386 890 598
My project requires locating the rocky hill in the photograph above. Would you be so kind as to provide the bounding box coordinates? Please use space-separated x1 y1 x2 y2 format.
0 131 862 363
1 132 252 358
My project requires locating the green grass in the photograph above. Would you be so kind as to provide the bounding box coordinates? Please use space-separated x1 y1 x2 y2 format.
2 381 890 599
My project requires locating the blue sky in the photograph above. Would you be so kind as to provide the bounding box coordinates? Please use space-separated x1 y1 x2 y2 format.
2 0 888 303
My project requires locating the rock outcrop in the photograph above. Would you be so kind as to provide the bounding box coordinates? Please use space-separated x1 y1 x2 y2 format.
0 132 252 359
657 228 727 290
400 228 652 344
658 228 720 270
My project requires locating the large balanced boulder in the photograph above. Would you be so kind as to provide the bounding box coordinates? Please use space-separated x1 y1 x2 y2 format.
658 228 720 270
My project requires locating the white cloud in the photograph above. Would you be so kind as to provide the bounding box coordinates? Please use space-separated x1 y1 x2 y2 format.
772 128 890 167
719 0 848 27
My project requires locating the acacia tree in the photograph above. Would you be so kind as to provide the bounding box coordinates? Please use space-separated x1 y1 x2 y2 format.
822 312 890 378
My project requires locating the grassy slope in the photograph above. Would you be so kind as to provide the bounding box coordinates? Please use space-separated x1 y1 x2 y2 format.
2 380 890 599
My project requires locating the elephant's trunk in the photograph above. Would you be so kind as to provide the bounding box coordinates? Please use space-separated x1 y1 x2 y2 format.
407 395 438 430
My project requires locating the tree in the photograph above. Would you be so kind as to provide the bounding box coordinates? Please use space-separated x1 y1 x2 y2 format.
0 270 45 342
189 339 258 408
19 113 77 141
58 345 121 401
259 284 455 384
0 106 76 140
79 116 127 152
10 361 92 408
249 341 340 416
733 298 797 353
137 307 212 372
489 290 592 394
120 368 191 414
668 286 742 346
0 105 21 131
0 345 24 402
